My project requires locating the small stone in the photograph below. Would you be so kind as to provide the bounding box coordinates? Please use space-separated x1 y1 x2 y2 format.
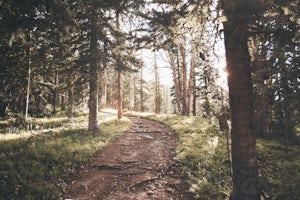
165 188 174 193
147 190 155 195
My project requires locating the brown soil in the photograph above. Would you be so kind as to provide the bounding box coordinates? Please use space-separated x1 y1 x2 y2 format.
63 117 194 200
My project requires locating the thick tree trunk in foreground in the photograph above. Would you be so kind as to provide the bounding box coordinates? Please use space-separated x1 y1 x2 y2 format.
223 17 260 200
88 9 99 131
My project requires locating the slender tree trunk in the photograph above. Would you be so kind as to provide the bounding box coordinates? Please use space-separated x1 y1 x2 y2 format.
100 68 108 109
116 12 123 119
169 52 181 114
53 69 58 114
61 94 65 111
129 48 136 111
218 88 229 131
180 45 187 115
117 70 123 119
129 72 135 111
282 73 295 150
154 50 161 113
140 63 144 112
223 17 260 200
25 31 31 120
67 88 73 121
186 43 196 114
88 9 99 131
192 74 197 116
176 52 183 114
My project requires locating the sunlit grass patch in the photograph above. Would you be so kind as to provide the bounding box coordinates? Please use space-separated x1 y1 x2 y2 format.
131 112 231 199
0 112 132 200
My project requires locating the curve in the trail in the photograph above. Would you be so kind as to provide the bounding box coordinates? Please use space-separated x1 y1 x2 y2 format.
64 117 193 200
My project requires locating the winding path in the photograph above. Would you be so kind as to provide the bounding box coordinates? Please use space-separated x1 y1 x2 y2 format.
64 117 193 200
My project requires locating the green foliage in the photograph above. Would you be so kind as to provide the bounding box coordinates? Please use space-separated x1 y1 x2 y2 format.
139 114 232 200
257 139 300 199
137 113 300 199
0 114 132 199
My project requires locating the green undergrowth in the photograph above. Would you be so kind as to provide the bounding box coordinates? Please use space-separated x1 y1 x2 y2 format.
128 112 300 200
257 138 300 199
127 112 232 199
0 112 132 200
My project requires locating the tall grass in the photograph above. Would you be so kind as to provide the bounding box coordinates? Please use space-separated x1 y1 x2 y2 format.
144 114 232 200
131 112 300 200
0 111 132 199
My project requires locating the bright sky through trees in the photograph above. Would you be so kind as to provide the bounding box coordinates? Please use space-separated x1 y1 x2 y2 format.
141 44 228 90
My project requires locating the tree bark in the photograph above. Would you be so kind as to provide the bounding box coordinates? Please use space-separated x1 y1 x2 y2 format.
53 69 59 114
116 12 123 119
192 70 197 116
61 94 66 111
140 63 144 112
117 70 123 119
154 50 161 113
250 36 268 138
169 52 181 114
223 12 260 200
88 9 99 131
180 45 188 115
25 31 31 120
67 88 73 121
186 43 196 115
129 48 136 111
100 67 108 109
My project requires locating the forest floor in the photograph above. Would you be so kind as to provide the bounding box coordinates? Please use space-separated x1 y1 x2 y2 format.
63 116 194 200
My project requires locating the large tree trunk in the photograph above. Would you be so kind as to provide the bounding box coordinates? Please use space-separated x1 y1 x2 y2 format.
223 13 260 200
88 9 99 131
250 36 268 138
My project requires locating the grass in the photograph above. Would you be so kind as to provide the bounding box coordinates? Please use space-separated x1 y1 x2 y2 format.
257 138 300 199
127 112 300 200
0 109 132 200
1 110 299 199
127 112 232 199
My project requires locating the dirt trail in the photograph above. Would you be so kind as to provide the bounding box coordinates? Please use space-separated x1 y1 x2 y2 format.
64 117 193 200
